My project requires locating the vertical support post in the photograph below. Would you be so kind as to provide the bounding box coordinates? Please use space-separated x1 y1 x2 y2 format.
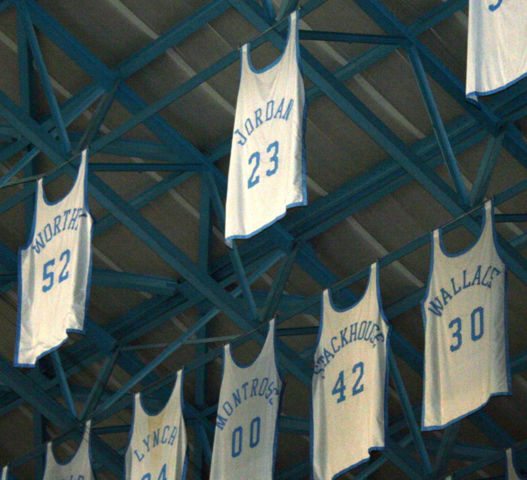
434 422 461 477
51 351 77 418
33 363 46 480
205 170 259 320
80 350 119 420
407 45 469 207
194 175 213 477
260 242 300 321
389 351 432 474
16 0 71 153
469 129 506 206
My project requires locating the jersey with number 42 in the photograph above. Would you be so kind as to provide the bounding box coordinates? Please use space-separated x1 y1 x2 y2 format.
422 200 510 430
16 150 92 367
209 319 282 480
224 10 306 246
312 263 389 480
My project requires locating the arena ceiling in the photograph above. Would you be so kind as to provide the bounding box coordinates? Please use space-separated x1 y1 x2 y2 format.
0 0 526 478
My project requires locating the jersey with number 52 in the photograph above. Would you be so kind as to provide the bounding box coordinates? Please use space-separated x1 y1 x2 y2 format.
209 319 282 480
312 263 390 480
422 200 510 430
16 150 92 367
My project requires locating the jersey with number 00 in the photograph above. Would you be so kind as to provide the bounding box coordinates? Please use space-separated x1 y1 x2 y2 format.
312 263 389 480
125 369 187 480
209 319 282 480
422 200 510 429
466 0 527 102
224 10 306 246
16 150 92 367
43 421 94 480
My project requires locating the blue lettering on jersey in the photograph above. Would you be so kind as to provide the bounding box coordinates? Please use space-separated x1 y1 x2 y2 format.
31 208 87 255
57 476 85 480
215 376 280 430
489 0 503 11
133 425 178 462
313 320 386 378
426 264 502 317
233 98 294 146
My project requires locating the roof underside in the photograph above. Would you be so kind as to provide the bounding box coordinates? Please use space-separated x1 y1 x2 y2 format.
0 0 527 478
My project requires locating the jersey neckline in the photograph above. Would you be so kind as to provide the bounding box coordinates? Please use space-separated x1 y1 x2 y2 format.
40 151 86 207
137 370 182 418
47 421 90 467
227 319 275 370
244 12 295 75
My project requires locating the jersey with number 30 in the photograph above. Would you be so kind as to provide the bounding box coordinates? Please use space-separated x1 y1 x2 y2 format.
125 369 187 480
16 150 92 367
312 263 389 480
422 200 510 430
224 10 306 246
209 319 282 480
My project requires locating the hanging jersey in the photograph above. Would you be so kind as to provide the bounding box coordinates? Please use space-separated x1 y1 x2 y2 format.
43 421 94 480
312 263 390 480
16 150 93 367
422 200 510 430
466 0 527 102
224 10 306 246
507 448 525 480
125 369 187 480
1 466 7 480
209 319 282 480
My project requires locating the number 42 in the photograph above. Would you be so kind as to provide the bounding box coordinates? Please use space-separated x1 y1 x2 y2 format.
331 362 364 403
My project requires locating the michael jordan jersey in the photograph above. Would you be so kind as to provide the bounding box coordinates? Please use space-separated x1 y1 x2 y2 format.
422 200 510 429
312 263 390 479
125 369 187 480
209 319 282 479
225 10 306 246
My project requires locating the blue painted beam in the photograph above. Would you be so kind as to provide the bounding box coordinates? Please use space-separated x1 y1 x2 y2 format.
0 357 123 476
51 351 77 418
16 0 71 153
407 45 469 206
299 30 405 45
91 269 178 295
88 162 202 172
470 129 506 206
433 423 461 476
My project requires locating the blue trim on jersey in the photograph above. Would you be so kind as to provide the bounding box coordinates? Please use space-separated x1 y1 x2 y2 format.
225 10 307 248
466 70 527 104
245 12 294 75
437 205 487 259
272 370 286 480
421 201 511 430
40 153 85 207
50 421 91 467
179 369 189 480
310 264 389 479
228 320 273 369
15 153 91 367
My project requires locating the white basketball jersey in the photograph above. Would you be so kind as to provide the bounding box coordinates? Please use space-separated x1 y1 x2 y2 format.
16 150 92 367
43 421 94 480
466 0 527 102
1 466 7 480
312 263 390 480
507 448 525 480
125 369 187 480
209 319 282 480
224 11 306 246
422 200 510 430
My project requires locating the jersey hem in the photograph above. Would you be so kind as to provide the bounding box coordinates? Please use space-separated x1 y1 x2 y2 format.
225 198 307 247
466 70 527 103
421 388 512 431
